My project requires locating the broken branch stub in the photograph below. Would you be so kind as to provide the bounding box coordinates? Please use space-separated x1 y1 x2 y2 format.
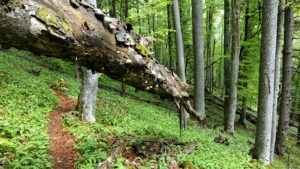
0 0 204 123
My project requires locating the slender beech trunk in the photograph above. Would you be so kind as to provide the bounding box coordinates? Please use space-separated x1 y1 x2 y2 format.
124 0 129 19
192 0 206 121
253 0 279 164
173 0 189 127
111 0 116 17
144 0 151 35
275 0 294 156
121 0 130 96
152 14 157 59
212 38 216 90
173 0 186 82
77 0 99 123
167 4 173 70
136 0 141 34
224 0 240 134
223 0 231 130
238 0 250 127
270 0 284 162
206 7 213 93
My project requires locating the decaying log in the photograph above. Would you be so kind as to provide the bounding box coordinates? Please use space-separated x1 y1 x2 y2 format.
0 0 204 121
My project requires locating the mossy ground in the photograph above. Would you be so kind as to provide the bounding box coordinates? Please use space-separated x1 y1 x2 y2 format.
0 48 299 168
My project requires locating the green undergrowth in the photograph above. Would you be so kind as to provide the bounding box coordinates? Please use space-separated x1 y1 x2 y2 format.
95 88 286 169
62 113 107 169
0 48 79 168
0 50 57 168
0 48 299 168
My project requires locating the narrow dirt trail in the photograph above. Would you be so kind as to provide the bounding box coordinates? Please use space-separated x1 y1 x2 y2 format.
48 90 79 169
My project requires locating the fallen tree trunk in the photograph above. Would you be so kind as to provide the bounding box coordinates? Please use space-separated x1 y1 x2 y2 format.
0 0 203 121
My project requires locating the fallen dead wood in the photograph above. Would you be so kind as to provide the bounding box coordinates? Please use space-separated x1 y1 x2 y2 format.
0 0 205 123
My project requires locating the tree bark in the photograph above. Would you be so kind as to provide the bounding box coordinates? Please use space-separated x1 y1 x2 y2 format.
172 0 186 82
167 4 173 70
111 0 117 17
124 0 129 19
223 0 231 131
270 0 284 162
238 0 250 128
253 0 279 165
192 0 206 120
205 6 213 93
76 0 99 123
0 0 202 121
173 0 189 126
224 0 240 134
77 67 98 122
275 0 294 157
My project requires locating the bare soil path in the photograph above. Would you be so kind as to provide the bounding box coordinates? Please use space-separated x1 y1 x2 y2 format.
48 90 79 169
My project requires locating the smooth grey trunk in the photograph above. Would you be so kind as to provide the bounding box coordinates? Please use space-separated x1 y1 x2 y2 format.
192 0 206 120
224 0 240 134
173 0 189 125
212 39 216 90
173 0 186 82
136 0 141 34
78 67 98 123
124 0 129 19
78 0 99 123
253 0 278 164
111 0 116 17
205 7 213 93
270 0 284 162
238 0 250 127
167 4 173 70
275 1 294 156
144 0 151 35
223 0 231 130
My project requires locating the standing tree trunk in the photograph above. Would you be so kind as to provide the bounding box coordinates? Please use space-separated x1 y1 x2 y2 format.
275 0 294 156
77 0 99 123
77 67 98 122
124 0 129 19
224 0 240 134
205 6 213 93
238 0 250 127
173 0 189 128
173 0 186 82
253 0 279 165
167 4 174 70
120 0 130 96
111 0 117 17
192 0 206 121
270 0 284 162
136 0 142 34
223 0 231 131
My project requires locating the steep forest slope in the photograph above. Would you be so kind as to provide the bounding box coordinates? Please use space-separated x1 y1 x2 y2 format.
0 48 299 168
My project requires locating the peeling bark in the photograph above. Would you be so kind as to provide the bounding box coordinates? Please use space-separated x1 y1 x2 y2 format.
0 0 202 121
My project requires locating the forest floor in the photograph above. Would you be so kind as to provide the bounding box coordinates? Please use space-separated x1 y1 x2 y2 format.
0 48 300 169
48 90 78 169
